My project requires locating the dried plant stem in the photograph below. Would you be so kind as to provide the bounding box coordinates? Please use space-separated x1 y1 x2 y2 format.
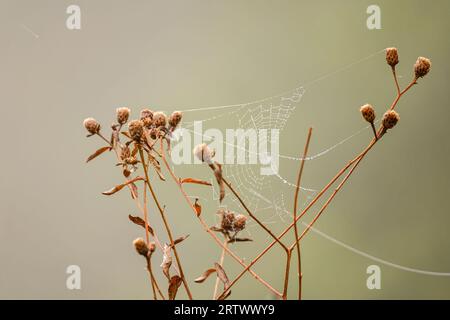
289 127 313 300
159 139 282 298
146 256 165 300
219 76 417 299
222 177 289 253
138 146 193 300
392 66 401 95
296 76 417 243
213 238 228 299
282 251 292 300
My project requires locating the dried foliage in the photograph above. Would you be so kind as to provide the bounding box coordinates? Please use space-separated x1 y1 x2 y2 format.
83 48 431 299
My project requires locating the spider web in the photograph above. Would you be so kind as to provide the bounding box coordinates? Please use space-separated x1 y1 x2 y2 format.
178 49 385 230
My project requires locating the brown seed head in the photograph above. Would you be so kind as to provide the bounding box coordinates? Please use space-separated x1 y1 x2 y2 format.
233 214 247 232
220 210 235 231
120 146 131 160
128 120 144 141
83 118 100 135
414 57 431 78
116 107 131 125
193 143 213 163
382 110 400 129
385 47 399 67
153 111 167 128
360 104 376 123
140 109 154 120
168 111 183 128
133 238 149 257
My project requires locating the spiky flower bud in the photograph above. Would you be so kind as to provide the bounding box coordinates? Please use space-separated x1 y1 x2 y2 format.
385 47 399 67
193 143 213 163
83 118 100 134
128 120 144 141
133 238 149 257
153 111 167 128
414 57 431 78
120 146 131 160
140 109 153 120
382 110 400 129
116 107 131 125
360 104 376 123
220 210 235 231
140 109 153 128
168 111 183 128
233 214 247 232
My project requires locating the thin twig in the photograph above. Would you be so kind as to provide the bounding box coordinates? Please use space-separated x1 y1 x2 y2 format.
138 145 193 300
289 127 313 300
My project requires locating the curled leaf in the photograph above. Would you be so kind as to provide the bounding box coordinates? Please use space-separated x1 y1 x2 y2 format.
160 244 172 279
194 198 202 217
86 146 111 163
171 235 190 248
194 268 216 283
214 263 230 288
148 154 165 181
180 178 212 186
213 164 225 202
128 215 154 236
168 275 182 300
101 177 144 196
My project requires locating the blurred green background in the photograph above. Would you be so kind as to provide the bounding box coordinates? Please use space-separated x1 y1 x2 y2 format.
1 0 449 299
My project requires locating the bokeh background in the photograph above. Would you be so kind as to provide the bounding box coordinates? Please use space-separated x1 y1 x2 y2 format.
1 0 449 299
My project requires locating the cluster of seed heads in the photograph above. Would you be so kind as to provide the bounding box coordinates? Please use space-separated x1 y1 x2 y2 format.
217 209 247 233
359 48 431 134
83 107 183 143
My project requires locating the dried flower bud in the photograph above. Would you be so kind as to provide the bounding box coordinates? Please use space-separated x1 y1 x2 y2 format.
193 143 213 163
120 146 131 160
149 128 159 140
142 117 153 128
124 156 138 165
385 47 399 67
149 241 156 254
360 104 376 123
233 214 247 232
140 109 154 120
128 120 144 141
116 107 131 125
382 110 400 129
133 238 149 257
220 210 235 231
168 111 182 128
153 111 167 127
83 118 100 135
414 57 431 78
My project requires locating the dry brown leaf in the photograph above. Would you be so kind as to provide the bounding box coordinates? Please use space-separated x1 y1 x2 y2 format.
228 237 253 244
101 177 144 196
160 244 172 279
213 164 225 202
194 268 216 283
86 146 111 163
128 215 154 236
214 263 230 287
168 275 182 300
194 198 202 217
121 131 131 139
180 178 212 186
171 234 190 247
148 154 165 181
